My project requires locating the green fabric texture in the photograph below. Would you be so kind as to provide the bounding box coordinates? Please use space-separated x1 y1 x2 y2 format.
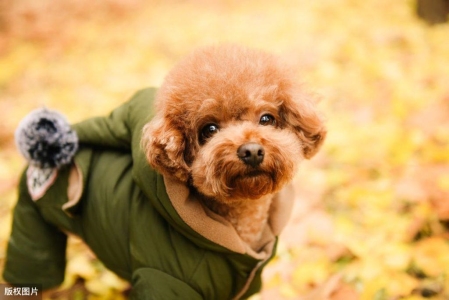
3 88 276 299
3 171 68 290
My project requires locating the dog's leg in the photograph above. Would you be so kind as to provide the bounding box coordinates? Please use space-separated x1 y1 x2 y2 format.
2 170 68 290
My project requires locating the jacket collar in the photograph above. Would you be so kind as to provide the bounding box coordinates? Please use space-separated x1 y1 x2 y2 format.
162 174 294 260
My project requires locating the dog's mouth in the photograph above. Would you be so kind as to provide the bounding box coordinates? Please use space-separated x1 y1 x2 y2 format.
225 168 278 199
234 166 273 179
245 170 266 178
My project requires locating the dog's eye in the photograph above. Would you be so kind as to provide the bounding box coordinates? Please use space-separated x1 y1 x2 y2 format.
259 114 276 126
200 123 220 142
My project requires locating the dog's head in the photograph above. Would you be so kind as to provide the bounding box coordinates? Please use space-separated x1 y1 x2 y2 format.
142 45 326 201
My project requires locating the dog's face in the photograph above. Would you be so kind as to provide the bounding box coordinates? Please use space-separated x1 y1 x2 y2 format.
142 45 326 201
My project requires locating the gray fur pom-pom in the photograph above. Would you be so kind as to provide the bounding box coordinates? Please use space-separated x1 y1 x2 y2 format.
15 108 78 169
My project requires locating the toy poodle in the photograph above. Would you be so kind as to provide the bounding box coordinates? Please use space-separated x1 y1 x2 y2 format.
3 44 326 299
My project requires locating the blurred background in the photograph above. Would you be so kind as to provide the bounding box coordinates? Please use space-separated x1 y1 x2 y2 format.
0 0 448 299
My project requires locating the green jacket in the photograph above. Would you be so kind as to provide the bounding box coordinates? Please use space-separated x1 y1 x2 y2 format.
3 88 294 299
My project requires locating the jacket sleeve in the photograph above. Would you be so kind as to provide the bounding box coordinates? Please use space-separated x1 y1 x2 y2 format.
130 268 203 300
72 98 133 150
71 87 157 152
2 170 67 290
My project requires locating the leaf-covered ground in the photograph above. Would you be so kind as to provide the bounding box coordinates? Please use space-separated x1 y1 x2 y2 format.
1 1 448 299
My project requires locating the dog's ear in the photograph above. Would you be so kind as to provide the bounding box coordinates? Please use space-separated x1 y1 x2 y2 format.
280 93 327 159
141 116 190 182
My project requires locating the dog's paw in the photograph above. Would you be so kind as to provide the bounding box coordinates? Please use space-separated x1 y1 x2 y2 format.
15 108 78 168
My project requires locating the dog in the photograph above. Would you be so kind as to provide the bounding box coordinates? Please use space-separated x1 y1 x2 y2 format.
3 45 326 299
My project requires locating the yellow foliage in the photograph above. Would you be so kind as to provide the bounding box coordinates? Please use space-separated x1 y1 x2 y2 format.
292 257 332 293
1 0 449 299
85 271 129 297
67 255 97 280
280 283 299 299
413 237 449 277
361 271 418 300
437 175 449 191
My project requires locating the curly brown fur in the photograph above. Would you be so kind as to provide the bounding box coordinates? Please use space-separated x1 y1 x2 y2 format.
142 45 326 247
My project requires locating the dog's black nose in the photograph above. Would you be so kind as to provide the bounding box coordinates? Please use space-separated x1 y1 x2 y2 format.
237 143 264 167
